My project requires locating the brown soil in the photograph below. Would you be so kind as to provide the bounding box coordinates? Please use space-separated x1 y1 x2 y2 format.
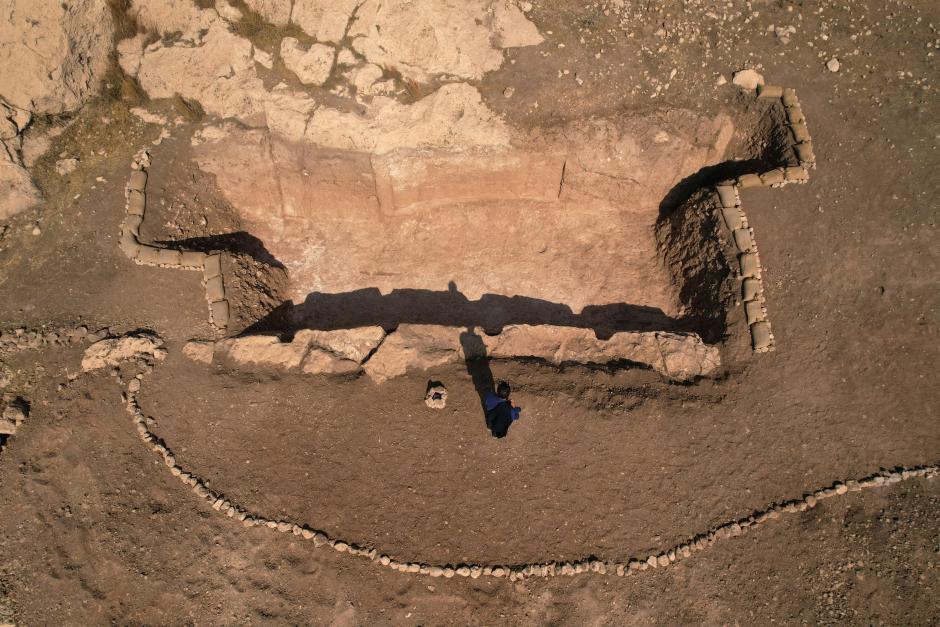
0 0 938 625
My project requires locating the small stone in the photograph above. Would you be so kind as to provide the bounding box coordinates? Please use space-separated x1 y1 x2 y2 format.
826 57 841 72
429 566 443 577
333 541 349 552
805 495 817 508
732 69 764 91
503 86 515 98
425 383 447 409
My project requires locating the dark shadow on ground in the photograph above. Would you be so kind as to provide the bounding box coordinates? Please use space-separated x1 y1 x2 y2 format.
658 158 767 219
244 281 683 339
154 232 285 269
459 330 495 423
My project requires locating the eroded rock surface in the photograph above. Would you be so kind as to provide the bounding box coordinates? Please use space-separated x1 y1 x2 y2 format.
0 0 113 114
349 0 542 81
0 99 41 220
81 333 167 371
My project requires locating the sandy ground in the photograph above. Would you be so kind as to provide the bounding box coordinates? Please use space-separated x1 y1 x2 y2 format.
0 0 938 624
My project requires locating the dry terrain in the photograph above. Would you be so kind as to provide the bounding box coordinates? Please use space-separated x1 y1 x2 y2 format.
0 0 938 625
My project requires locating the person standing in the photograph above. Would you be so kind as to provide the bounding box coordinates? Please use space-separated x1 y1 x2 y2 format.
484 381 521 438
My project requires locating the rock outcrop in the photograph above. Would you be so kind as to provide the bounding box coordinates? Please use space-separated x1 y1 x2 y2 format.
81 333 167 371
0 0 113 115
0 99 42 220
208 325 719 383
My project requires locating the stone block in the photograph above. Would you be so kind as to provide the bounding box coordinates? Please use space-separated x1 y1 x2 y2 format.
732 228 754 252
157 248 182 266
750 321 772 350
204 254 222 280
126 170 148 192
119 230 141 258
737 173 762 188
295 327 386 363
759 168 785 186
741 277 761 301
126 190 146 216
122 214 143 237
790 123 811 143
794 142 816 164
784 166 809 182
720 206 743 231
738 252 760 278
786 104 804 125
756 84 783 99
205 276 225 302
716 184 739 208
137 246 162 265
210 300 230 327
782 88 798 107
745 300 765 324
180 251 206 269
300 348 361 375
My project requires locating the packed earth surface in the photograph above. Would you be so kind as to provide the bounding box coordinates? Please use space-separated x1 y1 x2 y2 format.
0 0 938 624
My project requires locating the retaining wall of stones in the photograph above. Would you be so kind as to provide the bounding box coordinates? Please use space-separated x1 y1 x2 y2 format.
118 150 231 330
118 347 935 582
716 85 816 352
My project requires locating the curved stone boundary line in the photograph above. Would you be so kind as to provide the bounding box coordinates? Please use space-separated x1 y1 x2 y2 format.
716 85 816 352
120 361 936 582
118 150 231 330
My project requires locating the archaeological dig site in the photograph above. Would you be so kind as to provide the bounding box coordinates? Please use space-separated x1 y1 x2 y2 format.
0 0 937 624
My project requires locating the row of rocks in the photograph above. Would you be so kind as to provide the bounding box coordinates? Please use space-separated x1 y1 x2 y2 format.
204 324 721 383
121 352 938 581
716 85 815 352
0 325 105 353
118 151 231 330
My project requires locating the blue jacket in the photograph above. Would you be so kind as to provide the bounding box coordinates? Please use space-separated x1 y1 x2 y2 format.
484 393 521 437
484 393 521 420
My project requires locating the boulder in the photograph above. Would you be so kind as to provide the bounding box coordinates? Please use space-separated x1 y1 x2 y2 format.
0 0 113 114
182 341 214 364
280 38 334 86
362 325 465 383
218 334 311 370
81 333 167 371
296 327 385 363
300 349 360 375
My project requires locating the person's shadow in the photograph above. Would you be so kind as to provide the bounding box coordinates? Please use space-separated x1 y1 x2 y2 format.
459 329 495 430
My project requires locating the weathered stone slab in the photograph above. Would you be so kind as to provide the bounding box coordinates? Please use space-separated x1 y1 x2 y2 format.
82 333 167 371
218 334 311 370
362 325 465 383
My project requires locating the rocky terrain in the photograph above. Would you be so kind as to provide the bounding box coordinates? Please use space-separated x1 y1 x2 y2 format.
0 0 937 624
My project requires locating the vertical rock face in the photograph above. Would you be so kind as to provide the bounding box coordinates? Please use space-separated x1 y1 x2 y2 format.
0 0 114 114
0 99 41 220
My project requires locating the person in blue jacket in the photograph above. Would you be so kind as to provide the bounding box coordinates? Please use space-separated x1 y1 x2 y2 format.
484 381 521 438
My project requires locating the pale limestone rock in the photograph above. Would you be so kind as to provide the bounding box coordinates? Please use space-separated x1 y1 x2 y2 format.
55 158 79 176
182 341 214 364
291 0 359 43
300 349 360 375
363 325 465 383
349 0 542 82
217 1 243 22
128 0 218 36
262 86 318 140
244 0 291 25
732 69 764 91
297 327 385 363
0 0 113 114
305 83 510 154
478 325 719 381
337 48 358 66
253 47 274 69
0 100 42 220
280 38 335 86
130 22 267 121
82 333 167 371
218 334 312 370
348 64 385 95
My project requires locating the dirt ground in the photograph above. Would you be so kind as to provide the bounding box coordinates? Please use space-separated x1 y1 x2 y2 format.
0 0 938 625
